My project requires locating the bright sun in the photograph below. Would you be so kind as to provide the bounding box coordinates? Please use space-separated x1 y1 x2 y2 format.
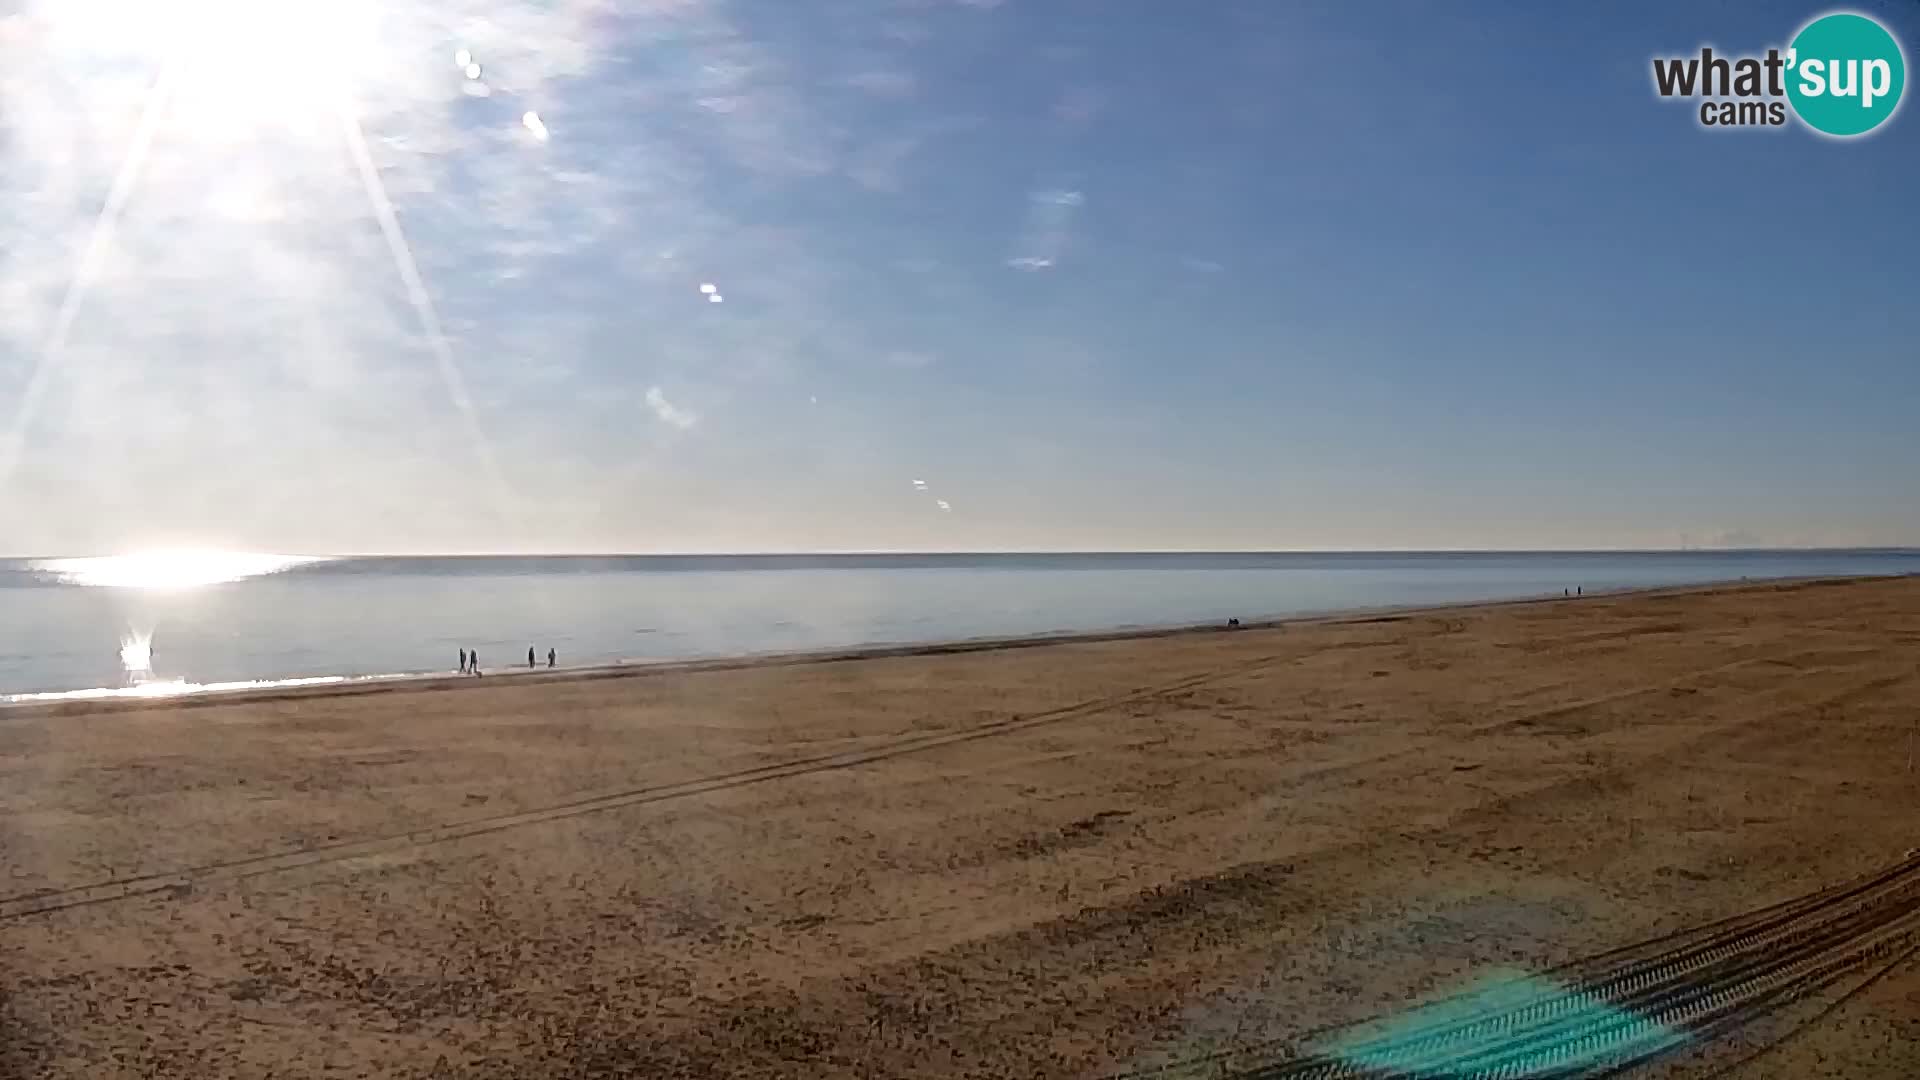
61 0 377 126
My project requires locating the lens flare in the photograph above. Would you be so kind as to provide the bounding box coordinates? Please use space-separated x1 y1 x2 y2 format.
119 630 154 675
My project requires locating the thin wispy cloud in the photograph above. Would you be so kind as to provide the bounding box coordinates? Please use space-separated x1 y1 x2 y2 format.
1007 187 1083 272
644 387 698 430
846 136 924 193
844 69 917 99
1051 85 1105 125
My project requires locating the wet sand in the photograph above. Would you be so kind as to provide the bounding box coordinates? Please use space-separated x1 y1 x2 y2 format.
2 576 1918 1078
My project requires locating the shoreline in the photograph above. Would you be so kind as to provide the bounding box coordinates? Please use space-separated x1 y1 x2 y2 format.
5 574 1918 1077
4 572 1895 721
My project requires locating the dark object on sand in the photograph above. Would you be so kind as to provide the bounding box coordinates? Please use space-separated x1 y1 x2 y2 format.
459 648 468 673
548 648 556 668
529 646 536 669
1227 618 1241 629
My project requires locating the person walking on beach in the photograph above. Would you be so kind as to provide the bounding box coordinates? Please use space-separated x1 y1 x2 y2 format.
528 646 536 669
548 647 556 668
459 647 468 674
470 649 481 676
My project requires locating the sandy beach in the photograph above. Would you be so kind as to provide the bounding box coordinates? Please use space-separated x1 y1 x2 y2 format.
2 576 1918 1078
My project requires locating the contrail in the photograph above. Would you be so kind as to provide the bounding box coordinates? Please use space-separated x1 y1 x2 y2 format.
334 95 512 515
0 62 178 496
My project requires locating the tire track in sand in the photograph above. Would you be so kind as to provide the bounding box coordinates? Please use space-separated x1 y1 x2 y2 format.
0 645 1874 922
1117 851 1920 1079
0 653 1293 920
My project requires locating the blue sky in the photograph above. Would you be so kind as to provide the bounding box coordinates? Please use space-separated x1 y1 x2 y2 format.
0 0 1914 554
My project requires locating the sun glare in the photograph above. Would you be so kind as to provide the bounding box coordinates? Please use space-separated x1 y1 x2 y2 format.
119 631 154 674
34 550 327 590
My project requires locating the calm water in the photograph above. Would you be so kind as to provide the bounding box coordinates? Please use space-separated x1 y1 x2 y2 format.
2 550 1915 700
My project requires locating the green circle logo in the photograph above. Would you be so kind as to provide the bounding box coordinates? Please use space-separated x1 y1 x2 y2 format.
1786 12 1906 137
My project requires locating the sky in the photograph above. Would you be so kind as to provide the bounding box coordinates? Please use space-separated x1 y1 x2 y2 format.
0 0 1915 556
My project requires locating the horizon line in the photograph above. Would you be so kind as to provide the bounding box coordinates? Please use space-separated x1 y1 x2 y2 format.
8 545 1918 561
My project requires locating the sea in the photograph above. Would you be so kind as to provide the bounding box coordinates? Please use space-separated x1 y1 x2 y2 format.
2 550 1916 701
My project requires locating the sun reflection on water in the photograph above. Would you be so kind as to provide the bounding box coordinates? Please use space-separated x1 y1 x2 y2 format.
14 552 331 701
119 630 154 677
33 550 327 589
5 674 360 704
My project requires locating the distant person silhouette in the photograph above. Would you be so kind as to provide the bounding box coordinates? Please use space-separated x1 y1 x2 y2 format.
528 646 536 669
470 649 481 676
548 647 556 668
459 648 468 674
